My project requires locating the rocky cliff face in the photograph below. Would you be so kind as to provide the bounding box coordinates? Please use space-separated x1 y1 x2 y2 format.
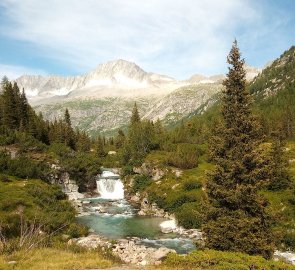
15 59 261 135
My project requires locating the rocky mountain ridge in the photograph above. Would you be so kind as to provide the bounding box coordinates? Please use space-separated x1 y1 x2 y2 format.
15 59 261 136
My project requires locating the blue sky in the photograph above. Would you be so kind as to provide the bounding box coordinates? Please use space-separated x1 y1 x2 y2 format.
0 0 294 80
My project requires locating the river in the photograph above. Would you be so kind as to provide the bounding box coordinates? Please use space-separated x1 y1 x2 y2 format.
77 170 196 254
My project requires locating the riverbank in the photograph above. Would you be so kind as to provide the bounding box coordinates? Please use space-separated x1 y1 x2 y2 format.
69 234 176 266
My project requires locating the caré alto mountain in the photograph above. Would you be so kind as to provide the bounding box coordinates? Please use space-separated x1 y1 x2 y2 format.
15 59 261 136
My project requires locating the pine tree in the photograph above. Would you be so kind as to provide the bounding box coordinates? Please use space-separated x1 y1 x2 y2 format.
130 102 140 125
203 40 274 259
76 131 91 152
1 81 17 129
64 108 71 127
115 129 126 149
19 88 29 128
96 136 106 157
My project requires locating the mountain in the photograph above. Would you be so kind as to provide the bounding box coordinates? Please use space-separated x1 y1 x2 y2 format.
15 60 261 136
250 46 295 98
16 60 182 103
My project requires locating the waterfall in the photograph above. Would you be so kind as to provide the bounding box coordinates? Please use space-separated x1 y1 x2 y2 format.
96 171 124 199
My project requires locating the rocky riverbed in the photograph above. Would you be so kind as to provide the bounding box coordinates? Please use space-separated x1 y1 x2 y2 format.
69 234 176 266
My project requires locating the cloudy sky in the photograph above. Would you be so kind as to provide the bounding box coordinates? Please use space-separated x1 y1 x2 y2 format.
0 0 294 80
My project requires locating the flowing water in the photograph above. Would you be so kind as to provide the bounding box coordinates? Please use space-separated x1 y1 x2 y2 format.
77 170 196 254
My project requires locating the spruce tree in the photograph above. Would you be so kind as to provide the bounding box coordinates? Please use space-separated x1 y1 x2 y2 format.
96 136 106 157
19 88 29 128
203 40 274 259
130 102 140 125
64 108 71 127
115 129 126 149
62 108 75 149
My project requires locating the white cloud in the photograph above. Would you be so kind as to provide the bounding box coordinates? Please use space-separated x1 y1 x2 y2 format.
0 0 269 78
0 64 47 80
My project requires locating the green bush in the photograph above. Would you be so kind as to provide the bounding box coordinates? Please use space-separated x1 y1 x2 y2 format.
61 152 101 192
167 193 197 210
175 202 202 229
164 249 294 270
122 165 134 176
66 223 88 238
183 179 202 191
0 151 50 179
132 174 151 193
167 144 199 169
282 232 295 251
48 143 73 158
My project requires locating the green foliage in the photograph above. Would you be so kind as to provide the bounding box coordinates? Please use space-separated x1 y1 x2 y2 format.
60 152 101 192
163 249 294 270
0 177 85 253
267 136 291 190
183 179 202 191
174 202 202 229
167 143 200 169
203 41 274 258
131 174 151 193
121 165 134 176
282 232 295 251
0 79 95 150
95 136 106 157
48 143 73 158
0 151 50 180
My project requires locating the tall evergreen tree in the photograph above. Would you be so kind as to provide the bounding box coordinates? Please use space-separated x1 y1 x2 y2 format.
130 102 140 125
64 108 71 127
96 136 106 157
19 88 29 129
203 41 274 259
63 108 75 149
115 129 126 149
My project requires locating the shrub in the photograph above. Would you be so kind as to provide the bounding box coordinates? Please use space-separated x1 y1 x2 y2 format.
0 174 11 183
61 152 101 192
66 223 88 238
167 144 199 169
166 193 197 211
131 175 151 193
164 249 294 270
175 202 202 229
183 179 202 191
122 165 134 176
0 152 50 179
282 232 295 251
48 143 73 158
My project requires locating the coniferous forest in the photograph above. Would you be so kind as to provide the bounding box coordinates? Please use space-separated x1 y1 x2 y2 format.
0 41 295 269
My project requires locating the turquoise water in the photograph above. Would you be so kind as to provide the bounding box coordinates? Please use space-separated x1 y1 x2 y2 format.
77 214 168 239
77 197 196 254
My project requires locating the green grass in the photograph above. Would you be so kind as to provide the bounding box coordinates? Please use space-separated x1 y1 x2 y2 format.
0 247 117 270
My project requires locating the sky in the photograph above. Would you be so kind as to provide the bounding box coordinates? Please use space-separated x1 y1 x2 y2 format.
0 0 294 80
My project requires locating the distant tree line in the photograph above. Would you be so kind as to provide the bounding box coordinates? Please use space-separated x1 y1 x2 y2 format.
0 77 92 151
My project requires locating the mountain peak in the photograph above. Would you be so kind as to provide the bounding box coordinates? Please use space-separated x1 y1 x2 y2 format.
93 59 145 75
